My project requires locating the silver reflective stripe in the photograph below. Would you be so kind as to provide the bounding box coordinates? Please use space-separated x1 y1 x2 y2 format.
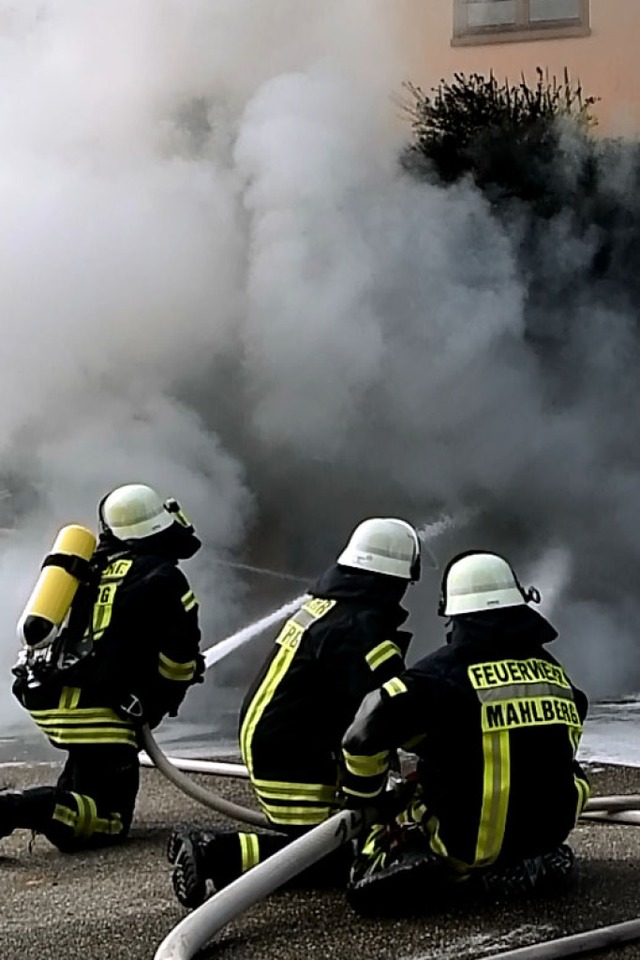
292 608 317 629
476 682 576 704
289 598 336 630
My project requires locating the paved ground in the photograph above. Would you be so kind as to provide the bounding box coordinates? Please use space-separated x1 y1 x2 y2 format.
1 761 640 960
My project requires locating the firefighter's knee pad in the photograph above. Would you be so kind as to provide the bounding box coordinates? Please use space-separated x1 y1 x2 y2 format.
44 790 126 852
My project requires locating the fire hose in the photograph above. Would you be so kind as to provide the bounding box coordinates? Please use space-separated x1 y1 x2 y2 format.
140 725 266 827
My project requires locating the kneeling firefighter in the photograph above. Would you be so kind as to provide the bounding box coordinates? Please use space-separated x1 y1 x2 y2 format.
341 551 590 915
3 483 203 853
168 517 421 909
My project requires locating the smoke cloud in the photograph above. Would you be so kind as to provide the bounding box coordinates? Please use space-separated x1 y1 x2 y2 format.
0 1 638 736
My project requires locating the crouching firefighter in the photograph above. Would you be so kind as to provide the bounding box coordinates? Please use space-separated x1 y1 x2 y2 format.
4 483 203 853
168 517 421 909
341 551 590 915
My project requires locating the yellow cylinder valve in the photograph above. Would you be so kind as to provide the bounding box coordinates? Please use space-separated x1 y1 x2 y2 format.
18 524 97 650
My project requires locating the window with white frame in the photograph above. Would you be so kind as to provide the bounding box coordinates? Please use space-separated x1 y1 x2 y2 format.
453 0 590 45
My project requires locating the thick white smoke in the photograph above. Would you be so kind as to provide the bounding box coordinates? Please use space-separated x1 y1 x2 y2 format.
0 1 636 736
0 0 402 731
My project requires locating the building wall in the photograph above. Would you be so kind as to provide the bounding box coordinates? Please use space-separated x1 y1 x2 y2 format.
393 0 640 136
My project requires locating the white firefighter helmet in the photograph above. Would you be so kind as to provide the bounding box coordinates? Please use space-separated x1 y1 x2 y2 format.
101 484 175 541
440 551 539 616
337 518 421 581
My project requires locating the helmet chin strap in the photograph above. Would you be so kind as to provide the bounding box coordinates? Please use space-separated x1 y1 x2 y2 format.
97 493 111 537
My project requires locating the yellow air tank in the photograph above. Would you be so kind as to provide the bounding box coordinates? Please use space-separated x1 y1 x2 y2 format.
18 524 97 650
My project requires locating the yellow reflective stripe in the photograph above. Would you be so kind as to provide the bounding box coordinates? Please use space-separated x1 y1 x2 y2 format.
275 620 304 652
252 777 336 793
481 697 581 732
365 641 401 672
272 599 337 648
36 724 136 735
240 645 298 779
75 793 94 838
85 560 132 642
468 658 571 691
300 597 337 619
342 784 382 800
568 726 582 754
575 775 590 819
33 724 138 746
78 795 122 838
260 803 332 825
44 712 128 731
424 815 469 874
102 559 134 580
90 587 116 639
30 706 130 720
424 814 448 857
475 730 511 867
45 731 137 745
343 750 389 778
253 782 337 803
58 687 81 710
362 824 387 857
239 833 261 873
382 677 407 698
29 707 133 731
406 799 428 825
31 720 131 733
240 600 336 780
181 589 198 612
158 653 197 681
34 719 136 733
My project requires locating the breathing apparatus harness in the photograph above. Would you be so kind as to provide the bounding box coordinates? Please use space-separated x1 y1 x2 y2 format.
12 541 129 698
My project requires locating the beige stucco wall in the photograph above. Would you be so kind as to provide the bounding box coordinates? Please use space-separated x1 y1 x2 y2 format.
392 0 640 135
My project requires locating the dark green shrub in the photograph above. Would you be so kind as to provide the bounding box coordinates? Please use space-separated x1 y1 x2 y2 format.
399 70 640 337
401 69 598 215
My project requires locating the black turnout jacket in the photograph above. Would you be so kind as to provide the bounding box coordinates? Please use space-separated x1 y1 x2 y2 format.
342 606 590 868
238 564 412 827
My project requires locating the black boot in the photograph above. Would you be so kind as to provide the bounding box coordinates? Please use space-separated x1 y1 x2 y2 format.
479 844 575 899
168 830 222 909
0 787 56 838
0 790 22 839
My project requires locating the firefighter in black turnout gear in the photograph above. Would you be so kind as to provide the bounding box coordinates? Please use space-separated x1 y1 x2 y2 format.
169 517 421 909
342 551 590 915
3 484 203 852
